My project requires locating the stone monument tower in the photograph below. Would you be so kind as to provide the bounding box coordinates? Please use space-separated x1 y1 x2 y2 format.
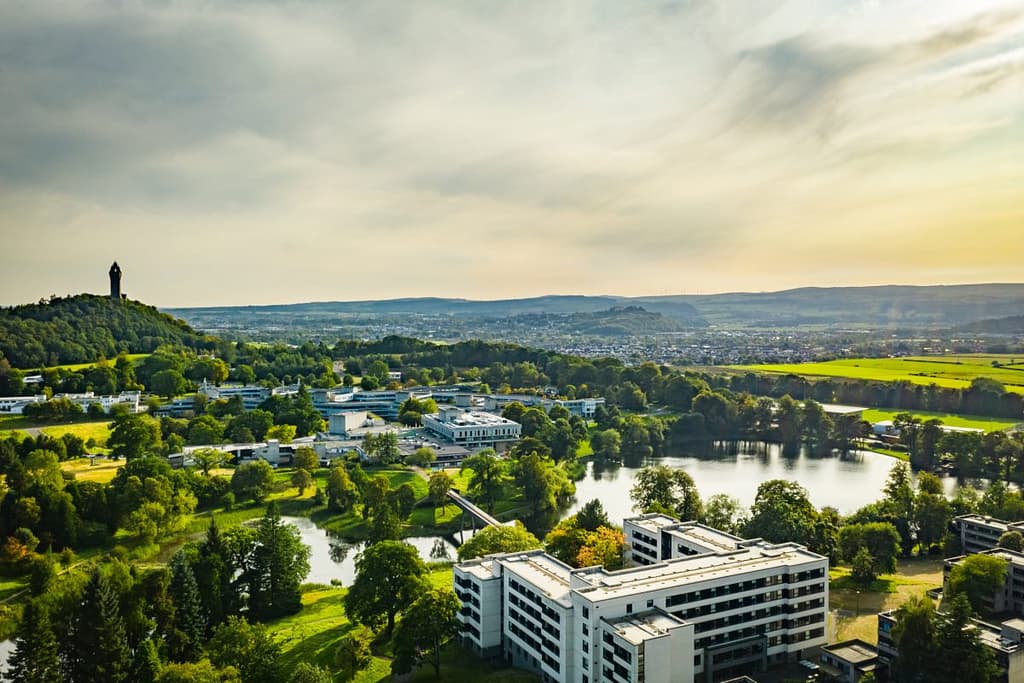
109 261 122 301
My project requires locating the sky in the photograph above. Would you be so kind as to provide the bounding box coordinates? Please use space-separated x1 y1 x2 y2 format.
1 0 1022 307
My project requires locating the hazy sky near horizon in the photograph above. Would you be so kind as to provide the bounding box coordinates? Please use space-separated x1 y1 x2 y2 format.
1 1 1022 307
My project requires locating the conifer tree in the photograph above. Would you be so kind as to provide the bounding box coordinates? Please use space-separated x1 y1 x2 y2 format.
72 568 131 683
8 598 62 683
166 551 205 662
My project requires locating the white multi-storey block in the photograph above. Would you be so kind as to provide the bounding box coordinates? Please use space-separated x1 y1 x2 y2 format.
454 516 828 683
422 407 521 448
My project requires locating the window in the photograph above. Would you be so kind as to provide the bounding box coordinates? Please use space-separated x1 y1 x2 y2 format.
582 606 590 619
646 599 654 608
626 603 632 613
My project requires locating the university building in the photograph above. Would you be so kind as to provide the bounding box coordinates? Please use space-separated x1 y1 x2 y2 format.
422 407 522 449
453 515 828 683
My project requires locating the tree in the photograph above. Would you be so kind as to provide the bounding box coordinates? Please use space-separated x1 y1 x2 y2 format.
702 494 746 534
883 462 915 556
7 598 62 683
191 448 226 476
851 547 876 584
576 499 611 531
999 530 1024 551
406 446 436 467
187 415 225 445
461 452 507 512
744 479 819 549
72 568 132 683
428 471 452 510
290 468 313 495
838 523 902 574
265 424 296 444
392 588 461 679
946 554 1008 616
629 465 702 520
208 616 283 683
108 412 162 460
931 593 1001 683
288 664 332 683
151 369 187 398
590 429 621 461
892 594 935 683
166 551 205 662
326 464 358 513
457 522 542 560
292 447 319 472
574 526 626 570
157 660 242 683
245 503 311 620
230 460 275 504
335 628 372 681
346 540 426 633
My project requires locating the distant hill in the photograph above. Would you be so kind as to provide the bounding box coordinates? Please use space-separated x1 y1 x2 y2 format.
167 283 1024 331
1 294 205 368
955 315 1024 334
508 306 703 336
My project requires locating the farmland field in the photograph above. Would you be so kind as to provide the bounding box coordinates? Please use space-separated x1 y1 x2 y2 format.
733 354 1024 393
860 408 1020 432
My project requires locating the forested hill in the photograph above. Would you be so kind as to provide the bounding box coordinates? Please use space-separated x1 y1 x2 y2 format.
0 294 207 368
955 315 1024 334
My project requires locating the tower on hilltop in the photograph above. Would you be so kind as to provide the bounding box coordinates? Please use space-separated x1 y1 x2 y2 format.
109 261 122 301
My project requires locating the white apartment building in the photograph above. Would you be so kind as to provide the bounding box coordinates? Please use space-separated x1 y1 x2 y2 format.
955 514 1024 555
423 407 521 448
454 515 829 683
551 398 606 419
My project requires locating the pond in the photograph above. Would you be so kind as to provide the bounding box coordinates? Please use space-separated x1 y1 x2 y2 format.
566 444 959 523
283 516 458 586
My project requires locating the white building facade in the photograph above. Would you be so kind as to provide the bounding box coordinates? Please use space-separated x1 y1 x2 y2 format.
454 515 829 683
423 407 521 448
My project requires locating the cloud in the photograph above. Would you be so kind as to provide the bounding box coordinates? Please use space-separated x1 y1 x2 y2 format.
0 1 1022 306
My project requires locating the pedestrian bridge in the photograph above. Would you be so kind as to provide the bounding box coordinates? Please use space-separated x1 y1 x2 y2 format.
447 489 503 528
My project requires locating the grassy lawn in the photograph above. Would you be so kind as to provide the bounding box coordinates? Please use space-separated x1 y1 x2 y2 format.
861 444 910 461
61 456 124 483
860 408 1019 432
268 567 539 683
17 353 150 373
829 556 944 643
732 354 1024 393
43 420 113 446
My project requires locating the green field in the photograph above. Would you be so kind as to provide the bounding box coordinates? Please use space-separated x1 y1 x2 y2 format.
18 353 150 373
42 420 113 447
733 354 1024 393
860 408 1020 432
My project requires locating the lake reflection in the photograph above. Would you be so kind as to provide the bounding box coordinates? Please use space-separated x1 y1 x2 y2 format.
282 516 458 586
567 444 958 524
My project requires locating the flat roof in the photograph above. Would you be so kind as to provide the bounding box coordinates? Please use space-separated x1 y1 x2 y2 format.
573 543 825 602
602 610 689 646
823 640 878 665
817 403 867 415
665 523 744 553
433 410 519 427
501 551 574 604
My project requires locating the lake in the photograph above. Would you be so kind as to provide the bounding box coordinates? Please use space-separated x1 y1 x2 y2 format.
566 444 958 523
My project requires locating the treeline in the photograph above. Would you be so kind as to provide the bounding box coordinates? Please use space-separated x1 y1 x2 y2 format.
0 294 209 369
5 506 320 683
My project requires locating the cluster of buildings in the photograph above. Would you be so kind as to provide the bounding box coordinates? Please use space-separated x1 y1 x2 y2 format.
454 513 828 683
0 391 141 415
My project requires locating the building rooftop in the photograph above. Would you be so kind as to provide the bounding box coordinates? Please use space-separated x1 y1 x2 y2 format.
665 522 745 553
572 542 825 602
817 403 867 415
433 410 519 427
602 609 689 646
500 551 574 604
823 639 878 665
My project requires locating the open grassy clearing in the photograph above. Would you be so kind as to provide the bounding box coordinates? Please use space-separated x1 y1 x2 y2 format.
16 353 150 373
268 568 539 683
732 355 1024 393
42 420 113 446
860 408 1020 431
61 456 124 483
829 556 943 643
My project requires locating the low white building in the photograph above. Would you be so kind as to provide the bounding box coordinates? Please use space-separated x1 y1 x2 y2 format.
422 407 521 448
0 395 46 414
54 391 142 414
454 515 829 683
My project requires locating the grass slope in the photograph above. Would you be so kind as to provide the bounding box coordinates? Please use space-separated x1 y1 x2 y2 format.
860 408 1019 431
